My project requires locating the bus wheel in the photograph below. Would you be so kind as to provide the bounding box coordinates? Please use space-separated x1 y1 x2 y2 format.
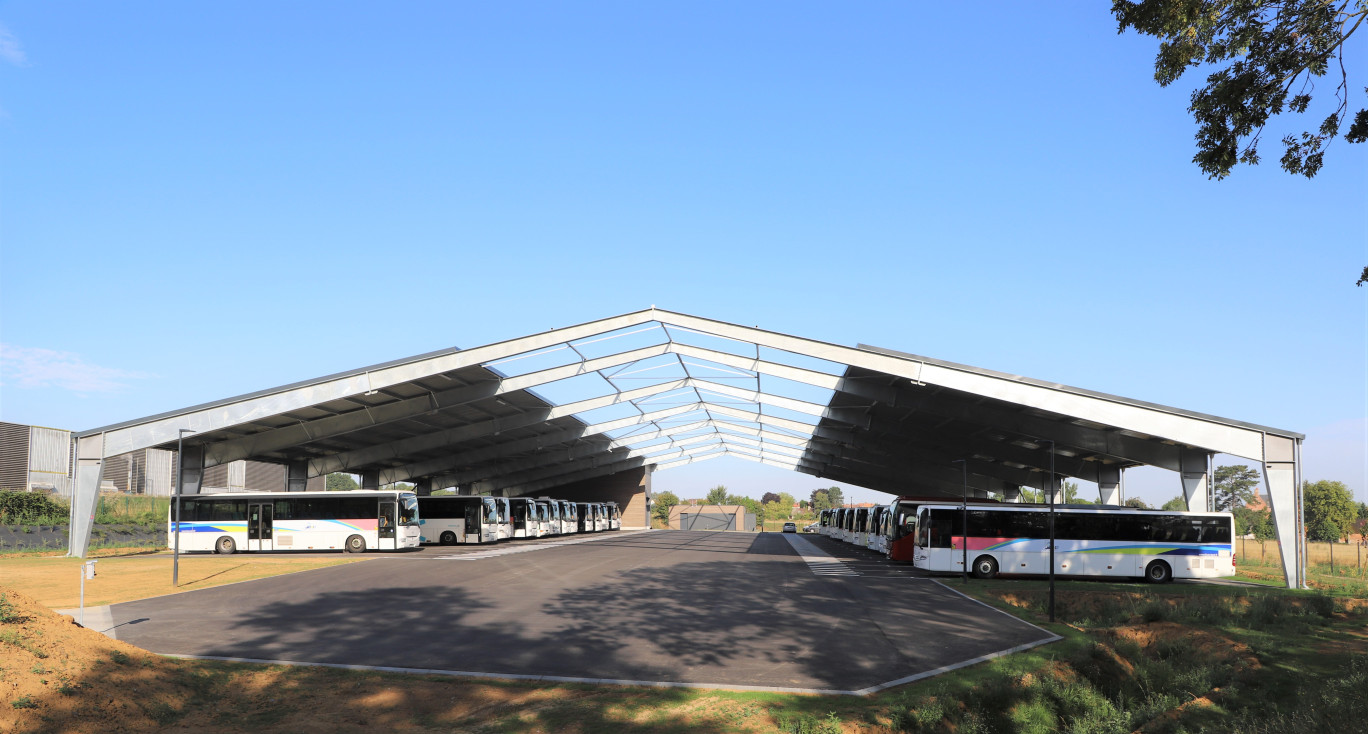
344 535 366 553
439 531 456 546
1145 560 1172 584
215 536 236 555
972 555 998 579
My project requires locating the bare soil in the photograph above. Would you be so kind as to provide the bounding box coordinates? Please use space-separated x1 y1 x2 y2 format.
0 588 784 733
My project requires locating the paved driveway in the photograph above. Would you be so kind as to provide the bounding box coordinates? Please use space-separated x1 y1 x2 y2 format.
105 530 1056 694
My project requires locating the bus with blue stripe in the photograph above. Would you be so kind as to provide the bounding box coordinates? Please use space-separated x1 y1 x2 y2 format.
912 503 1234 583
170 490 420 554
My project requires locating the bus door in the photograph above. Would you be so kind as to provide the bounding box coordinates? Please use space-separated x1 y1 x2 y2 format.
379 501 397 549
247 502 273 552
464 501 482 544
482 499 499 543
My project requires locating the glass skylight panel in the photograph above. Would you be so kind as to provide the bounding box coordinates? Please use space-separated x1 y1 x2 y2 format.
694 386 762 406
677 356 758 384
756 373 836 407
759 346 848 376
649 409 712 426
633 386 701 408
527 372 618 406
481 343 582 377
568 323 670 360
663 325 758 359
758 404 822 426
571 402 644 425
602 355 690 388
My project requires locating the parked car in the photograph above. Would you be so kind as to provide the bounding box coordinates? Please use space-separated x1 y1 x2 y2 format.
782 522 797 533
803 523 820 533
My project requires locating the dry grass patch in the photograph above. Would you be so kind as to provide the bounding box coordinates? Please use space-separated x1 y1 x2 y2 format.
0 553 368 608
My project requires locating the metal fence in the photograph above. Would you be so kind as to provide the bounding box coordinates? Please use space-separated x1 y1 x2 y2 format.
1237 537 1367 576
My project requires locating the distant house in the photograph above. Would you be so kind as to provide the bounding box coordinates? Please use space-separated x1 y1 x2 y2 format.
668 504 755 531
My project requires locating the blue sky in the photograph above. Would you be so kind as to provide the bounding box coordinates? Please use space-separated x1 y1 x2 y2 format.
1 3 1364 508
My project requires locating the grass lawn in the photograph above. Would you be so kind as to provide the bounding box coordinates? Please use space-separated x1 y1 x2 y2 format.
0 552 369 608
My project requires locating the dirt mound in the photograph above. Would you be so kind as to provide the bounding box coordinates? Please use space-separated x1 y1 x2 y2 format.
1105 621 1260 669
0 586 195 733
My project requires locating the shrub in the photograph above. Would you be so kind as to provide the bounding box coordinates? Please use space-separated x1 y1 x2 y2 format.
0 490 69 525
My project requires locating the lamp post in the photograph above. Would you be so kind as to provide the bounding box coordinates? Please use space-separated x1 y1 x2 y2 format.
952 459 968 582
173 429 194 586
1040 438 1057 623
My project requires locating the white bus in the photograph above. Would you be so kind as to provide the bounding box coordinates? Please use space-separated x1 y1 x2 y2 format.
586 502 609 532
557 500 578 535
867 506 890 554
171 490 420 554
534 498 562 536
605 501 621 530
417 496 499 545
576 502 598 533
509 497 542 538
850 507 870 547
912 503 1235 583
492 497 513 540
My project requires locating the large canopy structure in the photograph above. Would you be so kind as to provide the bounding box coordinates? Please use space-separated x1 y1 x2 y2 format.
69 308 1306 587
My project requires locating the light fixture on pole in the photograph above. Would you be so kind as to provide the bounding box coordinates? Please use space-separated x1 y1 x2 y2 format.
1040 438 1057 623
173 429 195 587
952 458 968 582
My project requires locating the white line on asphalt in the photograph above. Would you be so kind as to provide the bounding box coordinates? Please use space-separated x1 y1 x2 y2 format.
781 533 860 576
426 530 640 560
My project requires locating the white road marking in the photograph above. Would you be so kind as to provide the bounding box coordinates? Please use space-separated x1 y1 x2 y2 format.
426 530 638 560
782 533 860 576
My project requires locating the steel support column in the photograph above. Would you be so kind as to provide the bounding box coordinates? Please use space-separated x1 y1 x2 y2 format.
1261 434 1304 589
68 434 104 558
287 460 309 492
1180 448 1210 511
1098 464 1122 505
360 471 379 491
177 443 206 496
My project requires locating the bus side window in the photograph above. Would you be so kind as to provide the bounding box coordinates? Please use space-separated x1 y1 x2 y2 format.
1203 518 1231 543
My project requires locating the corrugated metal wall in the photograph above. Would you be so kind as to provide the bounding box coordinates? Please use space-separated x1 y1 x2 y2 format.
28 427 70 475
202 460 288 492
202 463 229 490
227 461 246 490
0 423 73 495
0 422 29 490
679 512 736 531
101 454 130 492
245 461 285 491
144 449 173 496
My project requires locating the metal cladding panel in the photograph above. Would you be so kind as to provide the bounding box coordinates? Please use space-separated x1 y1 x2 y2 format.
227 461 247 489
244 461 286 491
28 426 71 474
144 449 174 496
100 454 131 492
202 463 230 489
680 513 735 531
27 471 71 496
0 422 28 490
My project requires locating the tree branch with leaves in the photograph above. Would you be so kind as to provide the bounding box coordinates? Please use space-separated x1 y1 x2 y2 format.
1115 0 1367 179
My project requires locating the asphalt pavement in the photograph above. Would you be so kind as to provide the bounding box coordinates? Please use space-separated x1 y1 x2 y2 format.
103 530 1058 694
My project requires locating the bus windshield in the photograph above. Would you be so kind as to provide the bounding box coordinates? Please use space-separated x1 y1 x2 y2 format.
399 495 420 526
